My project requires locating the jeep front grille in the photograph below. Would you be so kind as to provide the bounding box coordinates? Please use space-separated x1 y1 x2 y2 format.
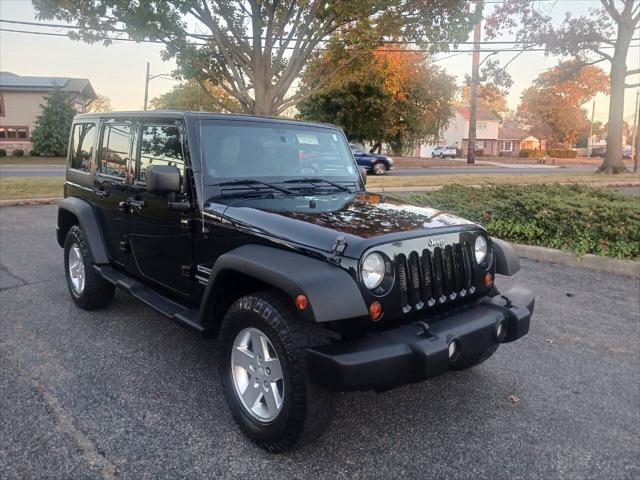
395 242 476 313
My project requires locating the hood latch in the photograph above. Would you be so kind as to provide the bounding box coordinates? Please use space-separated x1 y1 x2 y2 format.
329 236 348 264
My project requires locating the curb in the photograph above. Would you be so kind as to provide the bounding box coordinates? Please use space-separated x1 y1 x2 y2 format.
511 243 640 278
0 197 61 207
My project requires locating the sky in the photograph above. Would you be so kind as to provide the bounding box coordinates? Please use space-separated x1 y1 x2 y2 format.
0 0 638 125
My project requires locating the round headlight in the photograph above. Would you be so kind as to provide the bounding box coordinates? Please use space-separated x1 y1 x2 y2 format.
475 236 488 264
362 252 386 289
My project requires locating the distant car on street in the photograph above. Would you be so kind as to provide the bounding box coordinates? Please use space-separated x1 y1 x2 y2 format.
349 144 394 175
432 145 458 159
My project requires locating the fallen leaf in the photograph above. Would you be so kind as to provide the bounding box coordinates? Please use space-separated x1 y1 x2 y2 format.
545 338 553 344
507 394 521 404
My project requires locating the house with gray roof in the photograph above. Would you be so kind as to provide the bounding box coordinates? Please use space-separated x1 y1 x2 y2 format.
0 72 97 154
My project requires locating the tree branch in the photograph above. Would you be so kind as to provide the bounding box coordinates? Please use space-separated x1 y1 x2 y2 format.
625 83 640 88
627 68 640 76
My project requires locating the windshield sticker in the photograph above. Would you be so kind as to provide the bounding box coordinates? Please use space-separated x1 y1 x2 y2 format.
347 166 354 174
297 133 320 145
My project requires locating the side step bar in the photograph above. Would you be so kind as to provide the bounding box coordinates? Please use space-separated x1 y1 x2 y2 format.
94 265 209 337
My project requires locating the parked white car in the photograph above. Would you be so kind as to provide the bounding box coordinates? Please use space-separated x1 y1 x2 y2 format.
432 145 458 158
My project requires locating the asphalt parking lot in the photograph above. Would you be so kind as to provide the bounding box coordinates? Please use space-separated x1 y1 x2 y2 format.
1 205 639 479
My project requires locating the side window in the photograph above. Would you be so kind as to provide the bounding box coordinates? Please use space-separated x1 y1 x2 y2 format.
69 123 96 172
99 124 131 179
138 125 183 184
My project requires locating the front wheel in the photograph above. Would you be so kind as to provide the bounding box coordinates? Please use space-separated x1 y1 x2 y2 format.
219 291 337 452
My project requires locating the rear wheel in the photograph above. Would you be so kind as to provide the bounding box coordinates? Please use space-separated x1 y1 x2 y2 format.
219 290 337 452
373 162 387 175
64 225 115 310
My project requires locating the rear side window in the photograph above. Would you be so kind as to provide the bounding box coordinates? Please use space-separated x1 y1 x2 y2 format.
69 123 96 172
100 124 131 179
138 125 183 184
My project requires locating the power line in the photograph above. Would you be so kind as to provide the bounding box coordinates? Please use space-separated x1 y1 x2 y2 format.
2 19 635 47
4 26 639 54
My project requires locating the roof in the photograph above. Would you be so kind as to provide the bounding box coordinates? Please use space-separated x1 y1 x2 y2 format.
0 72 96 99
456 106 500 122
498 126 531 141
73 110 342 130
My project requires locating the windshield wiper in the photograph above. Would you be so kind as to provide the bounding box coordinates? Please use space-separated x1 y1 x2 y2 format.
282 177 351 192
213 179 295 195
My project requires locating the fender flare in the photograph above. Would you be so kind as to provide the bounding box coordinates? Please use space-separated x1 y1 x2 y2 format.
491 237 521 276
199 245 369 324
56 197 109 264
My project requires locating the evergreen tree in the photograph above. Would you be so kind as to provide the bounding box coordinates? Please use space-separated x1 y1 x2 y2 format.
31 87 77 156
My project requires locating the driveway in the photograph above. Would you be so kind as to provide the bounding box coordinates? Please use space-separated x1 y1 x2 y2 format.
1 205 638 479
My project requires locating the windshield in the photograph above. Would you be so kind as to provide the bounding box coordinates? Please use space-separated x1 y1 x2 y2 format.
199 120 359 184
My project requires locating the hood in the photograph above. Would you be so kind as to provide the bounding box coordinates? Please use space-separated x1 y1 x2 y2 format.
205 192 479 258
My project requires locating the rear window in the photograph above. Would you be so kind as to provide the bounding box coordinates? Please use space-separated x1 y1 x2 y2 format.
69 123 96 172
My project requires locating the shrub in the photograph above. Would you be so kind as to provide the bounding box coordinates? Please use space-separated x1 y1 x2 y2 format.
12 149 24 157
546 149 577 158
519 149 545 158
475 149 484 157
0 148 6 157
409 184 640 260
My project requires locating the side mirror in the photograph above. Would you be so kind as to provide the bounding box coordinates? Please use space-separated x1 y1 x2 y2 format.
358 166 367 186
146 165 181 195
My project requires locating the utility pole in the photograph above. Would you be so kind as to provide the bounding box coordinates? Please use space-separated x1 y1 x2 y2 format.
633 88 639 173
143 62 150 111
587 100 595 157
467 0 484 165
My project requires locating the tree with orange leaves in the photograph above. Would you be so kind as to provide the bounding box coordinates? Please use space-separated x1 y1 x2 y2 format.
517 61 609 147
298 45 456 153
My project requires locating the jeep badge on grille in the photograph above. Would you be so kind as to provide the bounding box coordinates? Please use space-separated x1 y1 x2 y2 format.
428 237 445 247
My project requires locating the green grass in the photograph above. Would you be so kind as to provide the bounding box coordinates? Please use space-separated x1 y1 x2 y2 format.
409 184 640 260
0 156 66 165
0 177 64 200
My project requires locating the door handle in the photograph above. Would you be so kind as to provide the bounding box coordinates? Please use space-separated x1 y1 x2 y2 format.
128 198 146 210
93 189 108 198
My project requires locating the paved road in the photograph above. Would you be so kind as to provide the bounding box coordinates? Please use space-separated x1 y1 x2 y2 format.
1 205 638 479
0 165 66 177
0 164 599 177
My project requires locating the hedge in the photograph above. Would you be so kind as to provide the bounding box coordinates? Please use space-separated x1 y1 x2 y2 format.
12 149 24 157
519 149 545 158
409 184 640 260
0 148 6 157
546 149 577 158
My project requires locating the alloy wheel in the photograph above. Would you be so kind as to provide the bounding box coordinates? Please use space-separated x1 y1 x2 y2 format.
68 243 86 295
231 327 285 422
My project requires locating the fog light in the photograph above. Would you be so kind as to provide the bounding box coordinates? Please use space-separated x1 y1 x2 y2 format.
496 322 506 341
448 340 459 359
369 301 383 321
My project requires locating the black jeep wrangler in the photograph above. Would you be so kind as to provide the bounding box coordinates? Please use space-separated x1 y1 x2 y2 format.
57 112 534 452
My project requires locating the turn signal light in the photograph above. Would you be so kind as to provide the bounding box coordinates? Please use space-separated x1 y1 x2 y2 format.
369 301 383 321
484 272 493 288
295 294 308 311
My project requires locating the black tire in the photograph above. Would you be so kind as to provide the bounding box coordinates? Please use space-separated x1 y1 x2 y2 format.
219 290 337 452
449 345 498 371
64 225 115 310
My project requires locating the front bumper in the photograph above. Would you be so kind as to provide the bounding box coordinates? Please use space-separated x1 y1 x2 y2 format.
307 286 534 391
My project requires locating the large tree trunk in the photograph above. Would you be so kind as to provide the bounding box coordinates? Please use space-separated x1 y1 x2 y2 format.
599 23 633 173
